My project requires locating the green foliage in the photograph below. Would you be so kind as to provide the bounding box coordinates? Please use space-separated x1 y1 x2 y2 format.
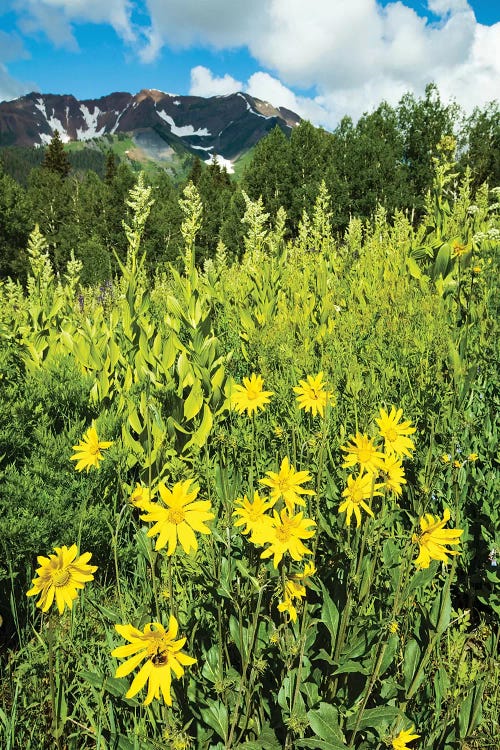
0 142 498 750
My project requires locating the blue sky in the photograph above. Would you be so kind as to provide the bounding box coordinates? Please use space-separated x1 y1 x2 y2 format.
0 0 498 128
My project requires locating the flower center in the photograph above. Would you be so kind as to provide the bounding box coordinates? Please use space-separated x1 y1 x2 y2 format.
351 489 363 504
386 428 398 443
52 568 71 587
276 521 292 543
358 448 372 463
168 508 186 525
246 387 258 400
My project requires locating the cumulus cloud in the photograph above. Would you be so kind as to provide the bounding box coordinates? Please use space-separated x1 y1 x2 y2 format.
0 30 35 103
13 0 135 48
144 0 499 124
190 66 243 97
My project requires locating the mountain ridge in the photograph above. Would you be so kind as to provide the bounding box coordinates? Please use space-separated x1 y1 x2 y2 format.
0 89 301 172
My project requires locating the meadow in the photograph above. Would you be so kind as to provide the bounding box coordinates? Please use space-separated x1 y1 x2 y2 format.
0 146 499 749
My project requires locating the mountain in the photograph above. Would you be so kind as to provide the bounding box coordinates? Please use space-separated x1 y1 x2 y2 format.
0 89 301 173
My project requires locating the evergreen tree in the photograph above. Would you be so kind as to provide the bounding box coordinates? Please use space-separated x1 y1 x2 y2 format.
0 161 32 278
461 102 500 190
104 150 118 184
243 126 292 222
41 130 71 178
397 83 460 210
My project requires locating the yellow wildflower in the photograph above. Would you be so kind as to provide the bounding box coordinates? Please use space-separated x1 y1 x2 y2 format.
341 432 385 475
140 479 214 556
231 373 273 416
27 544 97 615
70 423 112 472
412 507 463 569
253 508 316 568
112 616 196 705
392 725 420 749
293 372 333 418
339 472 383 528
259 457 314 512
233 491 275 535
376 407 416 458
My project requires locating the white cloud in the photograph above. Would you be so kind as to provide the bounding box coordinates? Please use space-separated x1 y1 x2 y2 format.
143 0 499 125
0 63 36 102
0 31 35 103
190 66 243 97
13 0 135 48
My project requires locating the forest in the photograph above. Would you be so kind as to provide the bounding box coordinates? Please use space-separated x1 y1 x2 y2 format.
0 83 498 283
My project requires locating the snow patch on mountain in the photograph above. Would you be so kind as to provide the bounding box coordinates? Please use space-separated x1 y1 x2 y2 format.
77 105 106 140
156 110 211 137
205 153 234 174
34 98 70 144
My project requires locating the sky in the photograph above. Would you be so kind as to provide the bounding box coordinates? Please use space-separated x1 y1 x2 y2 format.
0 0 499 129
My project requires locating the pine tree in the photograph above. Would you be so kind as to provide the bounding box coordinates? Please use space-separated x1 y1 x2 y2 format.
104 150 118 184
41 130 71 178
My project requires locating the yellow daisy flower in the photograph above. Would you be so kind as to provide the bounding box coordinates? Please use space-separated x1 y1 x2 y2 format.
293 372 334 418
70 423 112 472
341 433 385 475
233 491 275 535
259 457 315 512
129 482 155 509
380 453 406 496
26 544 97 615
412 507 463 569
231 373 273 416
338 472 383 528
392 725 420 749
139 479 214 556
467 453 478 462
441 453 451 464
375 407 416 458
112 616 196 706
253 508 316 568
277 579 306 622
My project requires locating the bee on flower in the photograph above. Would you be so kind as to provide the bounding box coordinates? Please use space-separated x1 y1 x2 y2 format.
112 616 196 705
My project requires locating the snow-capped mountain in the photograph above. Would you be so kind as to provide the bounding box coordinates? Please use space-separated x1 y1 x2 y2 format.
0 89 301 167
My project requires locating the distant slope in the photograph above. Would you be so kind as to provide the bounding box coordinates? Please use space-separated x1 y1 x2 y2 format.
0 89 301 174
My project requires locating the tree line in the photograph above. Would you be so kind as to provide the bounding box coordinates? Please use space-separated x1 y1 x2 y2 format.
0 83 498 283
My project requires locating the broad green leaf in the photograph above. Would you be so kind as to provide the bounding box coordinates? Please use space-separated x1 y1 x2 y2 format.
307 703 345 745
200 700 229 742
184 380 204 420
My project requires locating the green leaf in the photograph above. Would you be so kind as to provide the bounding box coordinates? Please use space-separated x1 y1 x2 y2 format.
403 638 421 691
200 700 229 742
344 705 403 731
184 380 204 420
186 403 213 449
307 703 345 744
320 582 339 646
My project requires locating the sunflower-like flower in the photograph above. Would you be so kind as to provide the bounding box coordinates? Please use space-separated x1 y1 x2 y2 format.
231 373 273 416
338 472 383 528
70 423 112 472
139 479 214 556
112 616 196 705
293 372 333 418
26 544 97 614
392 725 420 749
376 407 416 458
412 507 463 569
233 491 275 535
253 508 316 567
129 482 155 509
277 579 306 622
259 457 315 512
341 433 385 475
380 453 406 497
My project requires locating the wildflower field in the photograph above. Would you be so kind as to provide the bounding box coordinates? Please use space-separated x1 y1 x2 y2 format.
0 153 499 749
